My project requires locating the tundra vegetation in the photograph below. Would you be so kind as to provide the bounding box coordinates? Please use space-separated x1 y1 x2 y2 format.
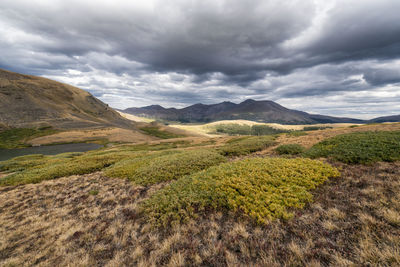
0 126 58 148
275 144 305 155
139 126 184 139
0 124 400 266
211 123 288 136
305 131 400 164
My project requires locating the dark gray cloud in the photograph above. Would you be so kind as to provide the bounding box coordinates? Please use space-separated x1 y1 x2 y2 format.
0 0 400 118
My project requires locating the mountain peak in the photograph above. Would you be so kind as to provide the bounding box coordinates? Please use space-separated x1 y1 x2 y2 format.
123 99 368 124
241 99 256 104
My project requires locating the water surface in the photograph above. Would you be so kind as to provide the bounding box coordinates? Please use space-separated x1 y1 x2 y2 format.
0 143 103 161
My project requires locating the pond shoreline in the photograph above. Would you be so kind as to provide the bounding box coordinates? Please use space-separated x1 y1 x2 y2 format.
0 143 103 161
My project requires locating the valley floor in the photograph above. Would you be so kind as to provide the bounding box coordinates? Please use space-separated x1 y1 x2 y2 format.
1 161 399 266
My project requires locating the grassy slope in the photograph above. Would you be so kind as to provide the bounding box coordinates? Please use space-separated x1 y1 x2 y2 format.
1 123 400 266
0 127 58 149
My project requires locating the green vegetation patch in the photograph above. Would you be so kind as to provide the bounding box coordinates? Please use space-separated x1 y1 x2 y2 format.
0 149 139 186
110 140 191 152
0 127 58 149
211 123 288 136
286 131 308 137
275 144 305 155
105 149 226 186
0 138 227 186
217 136 276 156
305 131 400 164
303 126 333 131
141 157 340 227
139 126 184 139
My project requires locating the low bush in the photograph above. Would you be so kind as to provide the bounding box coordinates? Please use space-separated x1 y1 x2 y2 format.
214 124 252 135
0 150 137 186
139 126 183 139
111 141 192 152
305 131 400 164
303 126 333 131
251 125 288 136
286 131 308 137
212 124 288 136
0 127 58 149
275 144 305 155
217 136 276 156
141 157 340 227
105 149 226 186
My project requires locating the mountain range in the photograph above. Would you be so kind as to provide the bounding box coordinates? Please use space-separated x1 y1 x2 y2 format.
1 68 399 128
123 99 375 124
0 68 134 129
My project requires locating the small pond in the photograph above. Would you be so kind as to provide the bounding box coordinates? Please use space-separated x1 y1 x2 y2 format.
0 143 103 161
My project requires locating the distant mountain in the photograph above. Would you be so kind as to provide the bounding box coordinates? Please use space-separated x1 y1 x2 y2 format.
123 99 365 124
0 68 134 129
369 115 400 123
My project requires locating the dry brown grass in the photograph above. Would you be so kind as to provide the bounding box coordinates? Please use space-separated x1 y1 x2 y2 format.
27 127 157 145
1 159 399 266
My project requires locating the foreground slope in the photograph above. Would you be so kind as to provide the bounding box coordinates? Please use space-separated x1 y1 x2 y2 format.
0 68 133 129
0 124 400 266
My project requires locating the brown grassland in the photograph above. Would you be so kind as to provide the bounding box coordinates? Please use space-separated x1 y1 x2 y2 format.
0 123 400 266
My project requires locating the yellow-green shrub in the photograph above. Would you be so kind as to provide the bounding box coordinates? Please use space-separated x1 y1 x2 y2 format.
218 136 276 156
275 144 305 155
105 149 227 186
0 151 138 186
305 131 400 164
141 157 340 227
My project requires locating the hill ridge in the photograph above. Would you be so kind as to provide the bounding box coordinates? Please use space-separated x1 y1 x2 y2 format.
0 68 135 129
123 99 365 124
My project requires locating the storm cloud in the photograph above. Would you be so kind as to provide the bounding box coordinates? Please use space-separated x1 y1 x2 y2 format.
1 0 400 118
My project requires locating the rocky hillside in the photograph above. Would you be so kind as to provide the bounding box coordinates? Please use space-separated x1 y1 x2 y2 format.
0 69 134 129
123 99 365 124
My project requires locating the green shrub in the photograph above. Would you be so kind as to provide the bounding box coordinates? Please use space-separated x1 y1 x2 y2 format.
275 144 305 155
89 190 99 195
211 124 288 136
0 127 58 149
0 151 137 186
214 124 252 135
141 157 340 227
111 141 191 152
218 136 276 156
286 131 308 137
104 151 178 181
303 126 333 131
105 149 226 186
251 125 288 136
139 126 183 139
305 131 400 164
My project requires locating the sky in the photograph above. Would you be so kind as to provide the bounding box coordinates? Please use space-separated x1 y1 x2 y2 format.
1 0 400 119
